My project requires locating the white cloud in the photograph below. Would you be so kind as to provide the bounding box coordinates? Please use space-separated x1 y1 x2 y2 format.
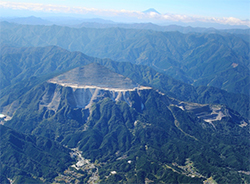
0 1 249 27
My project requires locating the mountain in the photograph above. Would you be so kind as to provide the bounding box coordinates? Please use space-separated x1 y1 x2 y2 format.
0 125 74 184
46 17 115 26
80 18 115 24
0 45 94 90
143 8 161 14
43 63 151 110
0 45 248 119
1 45 249 119
1 22 249 95
1 61 249 183
3 16 249 35
48 63 141 90
0 16 52 25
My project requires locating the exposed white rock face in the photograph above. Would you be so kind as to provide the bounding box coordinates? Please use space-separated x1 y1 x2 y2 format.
66 86 143 109
41 63 151 111
168 97 235 127
39 85 62 112
39 83 149 111
202 105 230 123
181 103 231 123
0 100 20 120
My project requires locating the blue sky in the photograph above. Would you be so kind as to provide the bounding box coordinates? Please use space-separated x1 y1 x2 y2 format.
0 0 249 26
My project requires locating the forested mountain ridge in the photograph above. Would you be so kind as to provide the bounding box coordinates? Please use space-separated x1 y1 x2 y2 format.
1 61 249 183
0 124 74 183
1 45 249 119
1 22 249 95
2 17 250 35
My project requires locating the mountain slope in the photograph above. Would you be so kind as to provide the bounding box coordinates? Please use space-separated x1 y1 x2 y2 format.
2 64 249 183
1 22 249 95
1 45 249 119
0 45 94 90
48 63 140 89
0 125 73 184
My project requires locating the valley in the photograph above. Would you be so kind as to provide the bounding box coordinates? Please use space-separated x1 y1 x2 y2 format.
53 148 99 184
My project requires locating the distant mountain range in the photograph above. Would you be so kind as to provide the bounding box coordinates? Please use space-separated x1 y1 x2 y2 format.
0 16 52 25
2 14 250 29
1 22 249 95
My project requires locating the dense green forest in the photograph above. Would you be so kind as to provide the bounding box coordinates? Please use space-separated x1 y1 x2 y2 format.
0 125 74 183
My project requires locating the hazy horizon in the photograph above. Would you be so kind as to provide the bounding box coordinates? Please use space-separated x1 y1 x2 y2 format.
0 0 249 28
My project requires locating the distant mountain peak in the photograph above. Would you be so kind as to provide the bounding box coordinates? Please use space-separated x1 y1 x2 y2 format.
4 16 52 25
48 63 150 91
143 8 161 14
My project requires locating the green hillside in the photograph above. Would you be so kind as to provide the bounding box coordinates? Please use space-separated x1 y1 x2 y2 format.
0 125 74 184
1 22 249 95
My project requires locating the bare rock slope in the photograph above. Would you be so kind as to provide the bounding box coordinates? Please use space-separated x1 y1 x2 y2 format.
48 63 144 90
44 63 151 110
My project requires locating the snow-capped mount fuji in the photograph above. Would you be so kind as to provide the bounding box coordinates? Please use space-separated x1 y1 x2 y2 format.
41 63 151 111
143 8 161 15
